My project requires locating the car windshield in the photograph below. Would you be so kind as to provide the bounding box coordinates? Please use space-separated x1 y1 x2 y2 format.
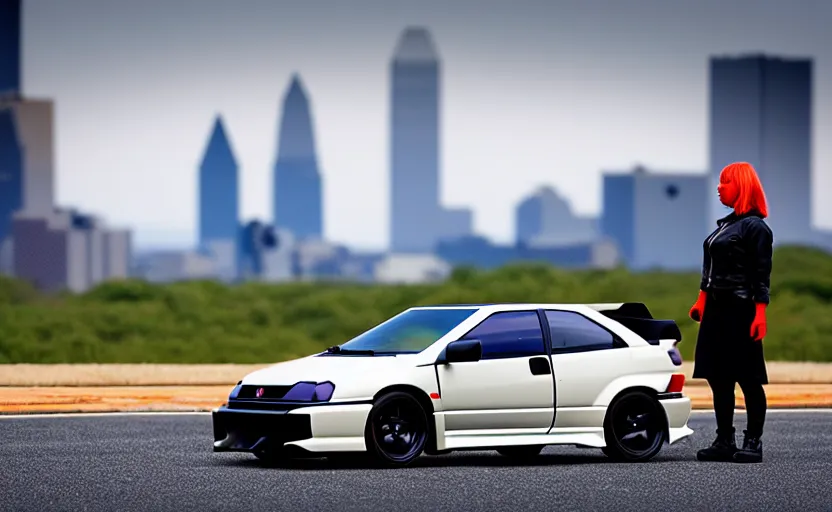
335 308 478 354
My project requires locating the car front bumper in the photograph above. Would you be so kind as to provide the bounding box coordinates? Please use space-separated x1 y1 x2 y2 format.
212 407 313 453
212 400 373 454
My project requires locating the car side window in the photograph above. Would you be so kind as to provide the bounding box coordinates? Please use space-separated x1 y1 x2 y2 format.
545 310 617 353
461 311 545 359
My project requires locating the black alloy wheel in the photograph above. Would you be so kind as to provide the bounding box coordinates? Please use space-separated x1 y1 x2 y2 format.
602 390 666 462
366 391 428 467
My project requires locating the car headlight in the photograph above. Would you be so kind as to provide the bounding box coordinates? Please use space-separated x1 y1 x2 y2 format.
282 381 335 402
228 381 242 399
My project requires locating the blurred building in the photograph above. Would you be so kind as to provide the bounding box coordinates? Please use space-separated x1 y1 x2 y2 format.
293 238 351 280
7 99 55 216
11 208 132 293
389 27 472 253
0 0 134 292
812 230 832 252
0 0 55 218
0 237 12 276
435 234 618 270
436 207 474 245
373 253 451 284
133 250 217 283
338 252 386 282
272 75 324 242
390 27 440 253
0 108 23 251
709 54 812 245
198 116 239 280
0 0 20 99
238 219 295 282
515 185 598 247
601 165 708 270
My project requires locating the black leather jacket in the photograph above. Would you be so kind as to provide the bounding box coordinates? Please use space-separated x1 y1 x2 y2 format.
700 211 774 304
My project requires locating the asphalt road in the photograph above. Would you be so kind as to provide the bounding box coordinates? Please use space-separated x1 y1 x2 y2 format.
1 411 830 512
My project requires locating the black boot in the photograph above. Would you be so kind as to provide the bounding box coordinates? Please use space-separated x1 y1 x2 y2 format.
733 431 763 463
696 429 737 461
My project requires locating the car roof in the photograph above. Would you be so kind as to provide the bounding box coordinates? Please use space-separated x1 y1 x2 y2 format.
410 302 627 309
409 302 653 317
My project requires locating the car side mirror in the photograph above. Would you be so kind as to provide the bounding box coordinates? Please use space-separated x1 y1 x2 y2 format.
437 339 482 364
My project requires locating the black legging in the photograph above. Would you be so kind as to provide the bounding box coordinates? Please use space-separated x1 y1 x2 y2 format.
708 378 767 438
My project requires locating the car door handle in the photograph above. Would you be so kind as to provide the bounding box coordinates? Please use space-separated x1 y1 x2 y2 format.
529 357 551 375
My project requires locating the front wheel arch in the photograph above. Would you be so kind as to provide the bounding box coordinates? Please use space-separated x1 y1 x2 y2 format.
371 384 439 454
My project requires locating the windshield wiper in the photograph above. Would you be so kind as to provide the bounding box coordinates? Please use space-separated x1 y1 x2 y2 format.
325 345 375 356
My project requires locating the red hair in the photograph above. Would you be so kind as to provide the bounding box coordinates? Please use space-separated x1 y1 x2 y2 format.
720 161 769 218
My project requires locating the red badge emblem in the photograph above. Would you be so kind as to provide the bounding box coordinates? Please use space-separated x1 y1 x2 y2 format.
255 387 265 398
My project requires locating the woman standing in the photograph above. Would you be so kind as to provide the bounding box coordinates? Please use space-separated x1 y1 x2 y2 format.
688 161 773 464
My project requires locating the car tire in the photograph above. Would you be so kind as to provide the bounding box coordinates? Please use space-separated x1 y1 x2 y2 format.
365 391 429 467
496 445 544 459
602 390 666 462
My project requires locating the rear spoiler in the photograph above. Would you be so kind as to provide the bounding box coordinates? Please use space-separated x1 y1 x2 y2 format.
585 302 654 319
586 302 682 346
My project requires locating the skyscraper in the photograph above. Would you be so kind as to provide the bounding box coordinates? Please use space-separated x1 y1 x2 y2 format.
198 116 239 247
0 109 23 243
7 99 55 215
709 54 812 244
389 27 442 253
0 0 21 98
0 0 54 217
272 74 323 241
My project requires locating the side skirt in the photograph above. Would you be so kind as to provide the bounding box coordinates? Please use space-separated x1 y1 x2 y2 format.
434 424 607 451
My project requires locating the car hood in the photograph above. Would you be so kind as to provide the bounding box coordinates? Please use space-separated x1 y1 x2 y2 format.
241 353 416 386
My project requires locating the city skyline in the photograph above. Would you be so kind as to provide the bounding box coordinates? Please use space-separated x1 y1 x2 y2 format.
16 0 832 251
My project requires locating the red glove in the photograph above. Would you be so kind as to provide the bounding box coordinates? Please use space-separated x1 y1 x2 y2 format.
689 290 707 323
750 302 767 341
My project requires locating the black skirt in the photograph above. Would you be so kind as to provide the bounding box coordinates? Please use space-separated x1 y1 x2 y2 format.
692 290 769 384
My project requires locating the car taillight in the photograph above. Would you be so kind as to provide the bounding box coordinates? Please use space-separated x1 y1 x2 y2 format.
666 373 685 393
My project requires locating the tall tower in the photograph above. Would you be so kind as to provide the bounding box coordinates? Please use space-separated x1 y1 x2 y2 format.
272 74 323 241
389 27 441 253
0 0 54 217
0 0 21 98
709 54 812 244
198 116 239 248
0 109 23 242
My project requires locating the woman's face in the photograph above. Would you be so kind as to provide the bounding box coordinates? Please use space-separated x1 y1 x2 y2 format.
718 173 739 207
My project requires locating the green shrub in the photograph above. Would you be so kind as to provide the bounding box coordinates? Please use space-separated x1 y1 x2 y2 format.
0 245 830 363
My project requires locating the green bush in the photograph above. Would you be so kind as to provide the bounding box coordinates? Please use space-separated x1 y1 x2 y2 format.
0 245 830 363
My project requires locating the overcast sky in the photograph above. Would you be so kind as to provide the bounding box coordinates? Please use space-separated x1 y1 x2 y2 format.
20 0 832 250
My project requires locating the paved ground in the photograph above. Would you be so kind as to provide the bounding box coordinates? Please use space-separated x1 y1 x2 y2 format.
1 411 830 512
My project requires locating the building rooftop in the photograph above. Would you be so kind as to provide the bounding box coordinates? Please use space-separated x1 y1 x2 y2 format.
393 27 439 63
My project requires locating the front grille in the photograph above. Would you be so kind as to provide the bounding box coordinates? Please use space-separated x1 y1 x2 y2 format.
237 385 292 399
212 408 313 451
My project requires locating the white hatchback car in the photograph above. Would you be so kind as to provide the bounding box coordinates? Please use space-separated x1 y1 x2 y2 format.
212 302 693 466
